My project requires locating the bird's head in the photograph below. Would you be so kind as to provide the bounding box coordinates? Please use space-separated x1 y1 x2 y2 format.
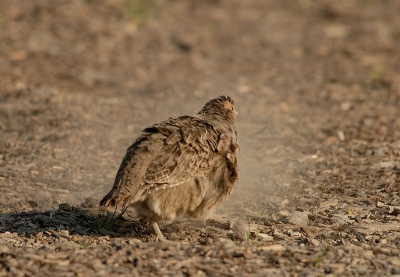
198 96 238 123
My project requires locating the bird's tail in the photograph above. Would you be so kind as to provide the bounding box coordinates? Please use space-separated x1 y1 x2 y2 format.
100 184 138 209
99 188 123 208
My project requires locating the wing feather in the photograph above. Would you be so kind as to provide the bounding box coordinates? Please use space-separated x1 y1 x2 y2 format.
142 117 221 188
100 115 229 208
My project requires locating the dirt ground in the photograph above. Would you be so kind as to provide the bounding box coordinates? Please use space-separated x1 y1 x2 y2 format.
0 0 400 276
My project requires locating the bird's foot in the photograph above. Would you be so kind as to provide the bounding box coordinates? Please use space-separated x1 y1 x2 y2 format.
151 221 170 242
151 221 182 244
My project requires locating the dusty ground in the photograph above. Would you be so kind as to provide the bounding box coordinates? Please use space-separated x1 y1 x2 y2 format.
1 0 400 276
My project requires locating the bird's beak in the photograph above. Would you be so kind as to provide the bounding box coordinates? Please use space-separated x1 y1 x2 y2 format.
234 110 239 118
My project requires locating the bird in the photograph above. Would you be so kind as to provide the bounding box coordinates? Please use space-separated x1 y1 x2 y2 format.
100 96 239 241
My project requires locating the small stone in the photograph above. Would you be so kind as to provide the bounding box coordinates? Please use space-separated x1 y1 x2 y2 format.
281 199 289 205
167 233 180 241
230 220 249 241
258 233 274 242
287 230 301 237
28 200 39 208
337 130 345 141
219 238 234 246
278 210 290 217
320 199 339 208
272 227 285 239
288 211 309 226
59 203 73 211
341 102 352 111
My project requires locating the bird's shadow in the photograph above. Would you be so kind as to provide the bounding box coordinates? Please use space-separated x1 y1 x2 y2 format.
0 205 232 243
0 205 147 240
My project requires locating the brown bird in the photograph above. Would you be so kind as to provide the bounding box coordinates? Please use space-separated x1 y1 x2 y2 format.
100 96 239 241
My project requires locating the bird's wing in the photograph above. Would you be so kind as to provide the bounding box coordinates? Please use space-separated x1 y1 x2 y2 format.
99 131 167 207
142 117 222 189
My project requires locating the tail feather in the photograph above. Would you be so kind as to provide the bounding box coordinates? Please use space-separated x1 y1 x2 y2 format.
100 189 122 207
100 185 138 209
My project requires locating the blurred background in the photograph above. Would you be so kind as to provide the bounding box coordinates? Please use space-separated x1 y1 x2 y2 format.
0 0 399 212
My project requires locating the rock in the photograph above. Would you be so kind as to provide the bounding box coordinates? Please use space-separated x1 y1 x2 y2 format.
28 200 39 208
230 220 249 241
167 233 180 241
278 210 290 217
288 211 309 226
218 238 235 246
59 203 73 211
319 199 339 208
257 233 274 242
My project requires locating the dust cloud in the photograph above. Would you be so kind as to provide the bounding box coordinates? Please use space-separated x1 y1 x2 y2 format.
67 89 307 221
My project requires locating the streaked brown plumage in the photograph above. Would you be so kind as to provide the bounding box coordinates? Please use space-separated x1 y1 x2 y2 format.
100 96 239 241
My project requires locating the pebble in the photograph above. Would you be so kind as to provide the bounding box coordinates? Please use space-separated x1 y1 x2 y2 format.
257 233 274 242
59 203 73 211
28 200 39 208
288 211 309 226
230 220 249 241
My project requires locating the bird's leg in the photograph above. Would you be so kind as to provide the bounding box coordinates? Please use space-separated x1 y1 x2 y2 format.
151 221 167 242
